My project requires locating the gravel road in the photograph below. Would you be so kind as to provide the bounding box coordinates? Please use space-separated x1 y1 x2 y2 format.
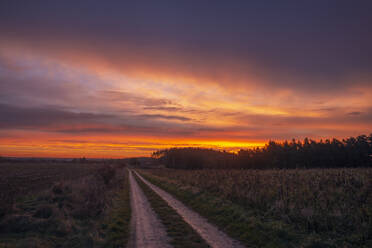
128 171 172 248
134 171 245 248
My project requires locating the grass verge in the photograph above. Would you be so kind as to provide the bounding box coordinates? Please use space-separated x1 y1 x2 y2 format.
138 170 325 248
100 169 131 248
133 171 210 248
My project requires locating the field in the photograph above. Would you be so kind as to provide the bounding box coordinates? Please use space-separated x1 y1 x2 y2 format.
0 161 131 247
1 159 371 247
0 162 103 198
139 168 372 247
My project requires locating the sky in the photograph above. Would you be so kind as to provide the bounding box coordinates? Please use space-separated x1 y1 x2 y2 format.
0 1 372 158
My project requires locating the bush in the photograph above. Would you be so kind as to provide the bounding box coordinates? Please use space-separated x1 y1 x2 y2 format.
52 182 65 194
0 192 14 218
96 165 116 185
33 205 54 219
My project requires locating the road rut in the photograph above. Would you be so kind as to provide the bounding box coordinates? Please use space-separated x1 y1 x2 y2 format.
128 171 172 248
134 171 245 248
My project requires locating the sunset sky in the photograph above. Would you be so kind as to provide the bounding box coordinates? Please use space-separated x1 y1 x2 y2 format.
1 1 372 158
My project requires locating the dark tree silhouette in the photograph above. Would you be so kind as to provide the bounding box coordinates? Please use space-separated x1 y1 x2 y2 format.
152 134 372 169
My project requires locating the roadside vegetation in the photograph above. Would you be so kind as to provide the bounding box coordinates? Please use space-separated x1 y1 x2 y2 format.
133 171 210 248
139 168 372 248
101 169 131 248
0 162 131 248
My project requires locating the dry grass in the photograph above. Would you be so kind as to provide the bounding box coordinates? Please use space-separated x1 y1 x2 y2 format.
133 172 210 248
0 162 103 208
0 163 130 247
141 168 372 247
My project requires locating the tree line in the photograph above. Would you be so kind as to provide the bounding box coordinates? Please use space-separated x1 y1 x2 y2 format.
152 134 372 169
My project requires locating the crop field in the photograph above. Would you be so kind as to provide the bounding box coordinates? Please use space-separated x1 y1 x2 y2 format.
140 168 372 247
0 162 103 198
1 159 371 247
0 161 131 247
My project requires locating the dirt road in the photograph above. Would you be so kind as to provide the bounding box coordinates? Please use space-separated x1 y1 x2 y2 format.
128 171 172 248
134 171 245 248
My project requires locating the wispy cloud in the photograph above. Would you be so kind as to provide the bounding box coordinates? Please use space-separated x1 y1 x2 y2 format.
136 114 192 122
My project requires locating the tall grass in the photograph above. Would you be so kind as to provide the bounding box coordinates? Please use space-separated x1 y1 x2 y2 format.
144 168 372 246
0 164 130 247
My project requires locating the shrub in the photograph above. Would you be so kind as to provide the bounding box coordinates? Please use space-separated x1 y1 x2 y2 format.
96 165 116 185
33 205 54 219
52 182 65 194
0 192 13 218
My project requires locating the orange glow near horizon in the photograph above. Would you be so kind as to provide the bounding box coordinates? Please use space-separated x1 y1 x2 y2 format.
0 134 267 158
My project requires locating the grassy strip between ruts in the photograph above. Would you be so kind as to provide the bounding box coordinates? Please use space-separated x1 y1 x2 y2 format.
133 171 210 248
137 170 334 248
100 169 131 248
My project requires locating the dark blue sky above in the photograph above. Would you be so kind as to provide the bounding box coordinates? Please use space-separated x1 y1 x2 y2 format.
1 1 371 90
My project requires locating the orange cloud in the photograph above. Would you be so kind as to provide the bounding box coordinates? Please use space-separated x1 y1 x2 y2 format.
1 37 372 158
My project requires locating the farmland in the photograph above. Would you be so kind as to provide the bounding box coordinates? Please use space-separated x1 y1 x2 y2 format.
0 160 131 247
0 158 371 247
139 168 372 247
0 161 104 198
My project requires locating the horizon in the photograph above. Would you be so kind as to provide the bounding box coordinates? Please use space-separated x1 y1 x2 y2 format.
1 1 372 158
2 134 370 159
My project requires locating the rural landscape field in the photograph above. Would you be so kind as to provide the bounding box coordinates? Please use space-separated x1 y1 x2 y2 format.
1 142 371 247
1 1 372 247
140 167 372 247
